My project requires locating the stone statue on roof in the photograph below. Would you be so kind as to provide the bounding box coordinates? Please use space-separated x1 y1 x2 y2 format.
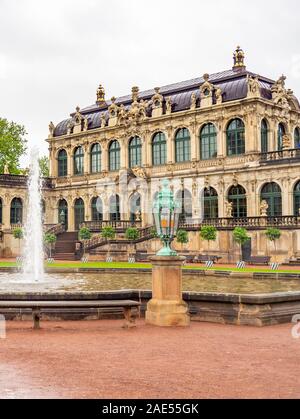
48 121 55 138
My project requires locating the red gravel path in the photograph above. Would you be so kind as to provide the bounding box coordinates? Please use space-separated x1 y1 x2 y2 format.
1 320 300 399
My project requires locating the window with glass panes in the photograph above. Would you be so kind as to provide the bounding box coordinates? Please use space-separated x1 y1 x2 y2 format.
74 198 85 230
277 124 285 151
200 124 217 160
90 143 101 173
295 128 300 149
129 137 142 168
228 185 247 218
10 198 23 224
176 189 193 223
91 197 103 221
58 199 68 230
261 183 282 217
58 149 68 177
226 119 245 156
109 141 121 171
203 188 219 219
152 132 166 166
294 182 300 216
74 147 84 175
175 128 191 163
261 119 269 153
109 195 120 221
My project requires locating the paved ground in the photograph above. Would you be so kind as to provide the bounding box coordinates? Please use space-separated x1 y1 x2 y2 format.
1 320 300 399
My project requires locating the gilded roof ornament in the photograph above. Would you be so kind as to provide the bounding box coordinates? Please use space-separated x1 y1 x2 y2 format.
96 84 106 106
233 46 246 70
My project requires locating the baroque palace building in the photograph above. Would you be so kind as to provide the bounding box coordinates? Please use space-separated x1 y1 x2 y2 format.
1 47 300 261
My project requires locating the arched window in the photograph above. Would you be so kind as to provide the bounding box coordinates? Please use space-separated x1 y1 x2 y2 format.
261 183 282 217
129 137 142 168
58 199 68 230
278 123 285 151
129 193 141 222
176 189 193 223
91 197 103 222
200 124 217 160
109 140 121 171
74 146 84 175
203 188 219 219
226 119 245 156
228 185 247 218
109 195 121 222
175 128 191 163
295 128 300 149
294 182 300 216
0 198 2 225
58 149 68 177
261 119 269 153
90 143 101 173
152 132 167 166
74 198 85 230
10 198 23 225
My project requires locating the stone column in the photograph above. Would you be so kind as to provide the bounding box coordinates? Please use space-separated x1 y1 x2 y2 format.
190 122 197 162
69 204 75 232
102 143 108 172
68 149 73 177
84 145 89 175
120 137 128 170
146 256 190 327
166 127 173 164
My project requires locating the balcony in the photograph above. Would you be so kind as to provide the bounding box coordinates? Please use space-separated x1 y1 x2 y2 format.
260 148 300 164
79 220 142 232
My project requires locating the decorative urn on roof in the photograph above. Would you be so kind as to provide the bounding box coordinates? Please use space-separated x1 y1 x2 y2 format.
233 46 246 71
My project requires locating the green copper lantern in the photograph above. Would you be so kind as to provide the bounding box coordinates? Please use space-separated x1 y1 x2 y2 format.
153 179 181 256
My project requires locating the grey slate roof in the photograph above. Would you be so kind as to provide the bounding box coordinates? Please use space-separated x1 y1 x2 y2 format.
53 69 284 137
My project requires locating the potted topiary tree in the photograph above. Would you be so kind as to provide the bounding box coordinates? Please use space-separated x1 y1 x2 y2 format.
176 229 189 252
233 227 250 265
79 227 92 262
125 227 139 262
200 226 217 254
13 227 23 260
265 228 281 264
101 226 116 262
44 233 57 261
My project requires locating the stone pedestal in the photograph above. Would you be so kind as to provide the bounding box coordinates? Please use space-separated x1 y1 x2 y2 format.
146 256 190 327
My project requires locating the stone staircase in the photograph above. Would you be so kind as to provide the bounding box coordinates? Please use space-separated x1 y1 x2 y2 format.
54 232 78 261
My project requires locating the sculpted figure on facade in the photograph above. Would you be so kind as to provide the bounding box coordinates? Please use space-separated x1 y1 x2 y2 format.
190 92 197 110
215 87 223 105
247 75 260 98
151 87 164 117
260 200 269 217
225 200 233 218
48 121 55 138
282 134 292 150
100 112 106 128
96 84 106 106
166 97 172 115
272 75 293 109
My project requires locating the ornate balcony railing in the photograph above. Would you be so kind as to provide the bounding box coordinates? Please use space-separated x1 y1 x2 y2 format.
260 148 300 163
44 223 66 235
180 216 300 230
79 220 142 232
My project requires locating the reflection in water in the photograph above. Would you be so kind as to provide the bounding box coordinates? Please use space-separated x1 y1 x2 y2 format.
0 272 299 294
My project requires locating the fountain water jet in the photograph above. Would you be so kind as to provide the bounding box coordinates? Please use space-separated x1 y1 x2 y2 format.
22 148 44 282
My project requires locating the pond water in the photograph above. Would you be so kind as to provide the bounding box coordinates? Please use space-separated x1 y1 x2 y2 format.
0 272 300 294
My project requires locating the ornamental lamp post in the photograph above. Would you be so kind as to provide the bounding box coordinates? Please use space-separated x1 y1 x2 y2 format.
146 179 190 328
153 179 181 257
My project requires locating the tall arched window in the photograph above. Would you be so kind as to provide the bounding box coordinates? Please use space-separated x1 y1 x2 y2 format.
228 185 247 218
175 128 191 163
200 124 217 160
74 198 85 230
58 149 68 177
0 198 2 225
226 119 245 156
129 193 141 222
152 132 167 166
90 143 101 173
74 146 84 175
109 140 121 171
278 123 285 151
295 128 300 149
294 181 300 216
261 183 282 217
109 195 121 221
10 198 23 225
261 119 269 153
91 197 103 222
129 137 142 168
58 199 68 230
203 188 219 219
176 189 193 223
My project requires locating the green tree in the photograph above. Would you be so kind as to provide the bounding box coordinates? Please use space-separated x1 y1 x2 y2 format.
176 229 189 252
233 227 250 262
79 227 92 258
200 226 217 252
101 226 116 260
13 227 23 256
125 227 139 255
0 118 27 174
265 228 281 263
44 233 57 258
39 156 50 177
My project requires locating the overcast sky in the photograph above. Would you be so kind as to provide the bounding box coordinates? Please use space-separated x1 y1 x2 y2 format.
0 0 300 164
